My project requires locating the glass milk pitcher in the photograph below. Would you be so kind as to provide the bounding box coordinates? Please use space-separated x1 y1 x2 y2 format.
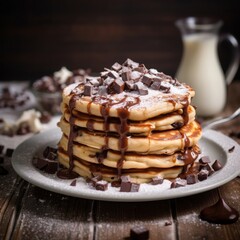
175 17 239 117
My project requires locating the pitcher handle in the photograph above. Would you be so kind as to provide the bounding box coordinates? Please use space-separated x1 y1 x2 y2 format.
219 34 239 85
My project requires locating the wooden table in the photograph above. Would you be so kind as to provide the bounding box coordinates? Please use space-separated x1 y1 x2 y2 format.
1 82 240 240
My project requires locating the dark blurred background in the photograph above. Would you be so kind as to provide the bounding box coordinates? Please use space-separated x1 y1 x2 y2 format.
1 0 240 82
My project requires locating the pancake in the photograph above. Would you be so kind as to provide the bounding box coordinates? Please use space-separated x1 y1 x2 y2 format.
58 135 200 169
57 150 184 184
57 58 202 186
58 117 201 154
61 103 196 134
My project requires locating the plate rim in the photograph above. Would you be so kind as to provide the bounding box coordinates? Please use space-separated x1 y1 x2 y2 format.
11 128 240 202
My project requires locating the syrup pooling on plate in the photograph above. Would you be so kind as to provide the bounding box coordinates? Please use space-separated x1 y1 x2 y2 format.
57 58 202 187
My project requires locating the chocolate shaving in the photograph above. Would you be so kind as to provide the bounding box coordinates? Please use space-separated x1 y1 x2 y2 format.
228 146 235 153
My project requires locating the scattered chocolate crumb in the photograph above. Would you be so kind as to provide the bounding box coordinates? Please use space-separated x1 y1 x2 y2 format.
0 166 8 175
228 146 235 153
212 160 222 171
5 148 14 157
130 226 149 240
164 221 172 226
70 179 77 186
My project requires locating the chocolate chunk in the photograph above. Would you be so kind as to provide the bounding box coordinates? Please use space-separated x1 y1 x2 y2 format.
33 157 48 170
199 156 211 164
43 146 57 159
125 80 135 90
141 74 152 87
6 148 14 157
135 82 148 95
0 154 4 164
123 58 139 68
160 85 170 93
171 122 184 129
151 176 163 185
186 174 198 185
149 68 158 75
91 175 103 187
133 64 147 73
212 160 222 171
131 71 142 81
110 78 125 94
120 176 140 192
151 81 161 90
198 170 209 181
44 161 58 174
199 163 214 176
98 86 108 96
0 118 4 123
83 84 93 96
121 70 131 82
95 180 108 191
0 166 8 175
70 179 77 186
111 62 122 72
87 77 100 87
130 226 149 240
170 178 187 188
0 145 4 154
228 146 235 153
108 70 119 79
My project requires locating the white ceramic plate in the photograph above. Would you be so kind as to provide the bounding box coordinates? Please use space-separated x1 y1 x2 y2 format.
12 128 240 202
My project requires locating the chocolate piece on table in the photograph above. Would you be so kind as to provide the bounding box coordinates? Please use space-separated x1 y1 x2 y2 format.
0 145 4 154
151 176 163 185
130 225 149 240
0 166 8 175
198 169 209 181
95 180 108 191
212 160 222 171
0 154 4 164
70 179 77 186
6 148 14 157
186 174 198 185
83 84 93 96
199 156 211 164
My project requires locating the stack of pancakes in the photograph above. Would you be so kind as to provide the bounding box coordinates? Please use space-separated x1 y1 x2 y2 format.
57 59 202 184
